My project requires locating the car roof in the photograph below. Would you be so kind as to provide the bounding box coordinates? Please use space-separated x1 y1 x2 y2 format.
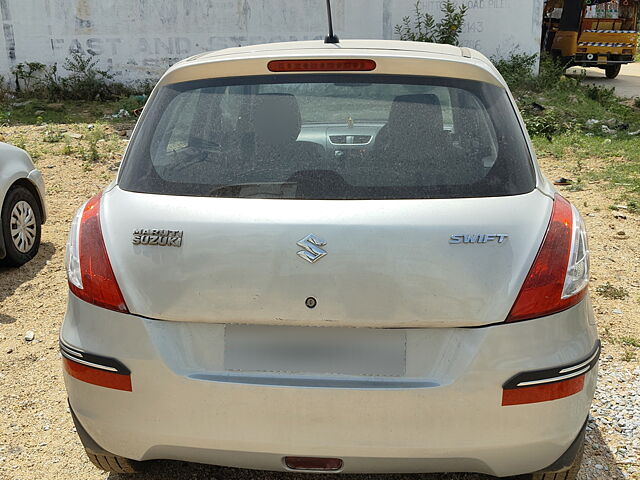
161 39 505 88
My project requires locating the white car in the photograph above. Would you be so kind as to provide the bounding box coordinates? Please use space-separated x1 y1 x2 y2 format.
61 40 598 479
0 142 46 267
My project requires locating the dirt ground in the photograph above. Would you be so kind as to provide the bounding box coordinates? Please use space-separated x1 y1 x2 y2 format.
0 122 639 480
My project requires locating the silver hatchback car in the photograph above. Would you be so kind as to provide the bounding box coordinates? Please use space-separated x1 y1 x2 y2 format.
61 40 598 479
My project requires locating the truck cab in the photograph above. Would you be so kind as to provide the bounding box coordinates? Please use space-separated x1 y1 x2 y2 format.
543 0 638 78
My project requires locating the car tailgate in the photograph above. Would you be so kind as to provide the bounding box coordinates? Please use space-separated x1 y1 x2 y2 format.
101 186 552 328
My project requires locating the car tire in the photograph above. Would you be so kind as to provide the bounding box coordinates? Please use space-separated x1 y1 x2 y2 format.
0 185 42 267
605 64 621 79
85 451 145 474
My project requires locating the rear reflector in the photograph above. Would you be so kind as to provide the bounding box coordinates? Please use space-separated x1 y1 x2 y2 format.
502 374 585 406
63 357 132 392
284 457 344 471
268 59 376 72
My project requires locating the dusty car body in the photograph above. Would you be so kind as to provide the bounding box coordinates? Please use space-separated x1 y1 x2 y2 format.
61 40 598 479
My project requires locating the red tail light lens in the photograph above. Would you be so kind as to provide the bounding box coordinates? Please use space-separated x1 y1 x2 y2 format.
506 194 588 322
66 193 128 313
268 59 376 72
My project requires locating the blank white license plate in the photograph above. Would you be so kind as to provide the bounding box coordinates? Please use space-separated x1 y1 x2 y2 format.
224 325 407 377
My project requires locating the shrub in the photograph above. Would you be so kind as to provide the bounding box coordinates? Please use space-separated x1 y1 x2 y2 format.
116 94 148 114
492 52 538 89
584 84 617 105
42 52 128 101
0 75 12 102
11 62 45 92
491 51 640 139
60 52 118 100
493 52 570 93
395 0 468 46
10 52 142 102
534 55 574 91
521 107 574 139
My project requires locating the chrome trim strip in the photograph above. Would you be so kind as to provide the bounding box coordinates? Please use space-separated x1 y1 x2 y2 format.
61 350 119 372
516 365 591 387
559 348 600 374
59 342 84 359
59 337 86 355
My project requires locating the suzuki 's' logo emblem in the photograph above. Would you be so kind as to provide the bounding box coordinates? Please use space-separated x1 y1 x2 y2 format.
297 234 327 264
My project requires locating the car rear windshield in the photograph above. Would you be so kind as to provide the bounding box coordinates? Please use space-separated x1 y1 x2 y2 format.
119 74 535 200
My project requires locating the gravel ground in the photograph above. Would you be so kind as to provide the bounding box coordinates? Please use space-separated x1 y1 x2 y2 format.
0 123 639 480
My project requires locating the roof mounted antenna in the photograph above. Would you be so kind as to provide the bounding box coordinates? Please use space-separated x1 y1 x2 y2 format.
324 0 340 44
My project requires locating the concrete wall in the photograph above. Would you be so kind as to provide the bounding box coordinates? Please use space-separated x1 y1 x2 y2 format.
0 0 544 83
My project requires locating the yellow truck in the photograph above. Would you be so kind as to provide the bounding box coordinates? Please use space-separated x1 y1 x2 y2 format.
543 0 638 78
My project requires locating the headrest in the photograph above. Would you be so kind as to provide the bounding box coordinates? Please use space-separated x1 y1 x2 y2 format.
387 94 444 142
254 93 302 146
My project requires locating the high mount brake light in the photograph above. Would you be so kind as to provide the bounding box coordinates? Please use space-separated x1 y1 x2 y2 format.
65 193 128 313
267 59 377 72
506 194 589 322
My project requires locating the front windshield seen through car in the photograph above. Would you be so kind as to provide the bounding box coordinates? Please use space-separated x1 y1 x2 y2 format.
119 74 535 200
258 82 455 125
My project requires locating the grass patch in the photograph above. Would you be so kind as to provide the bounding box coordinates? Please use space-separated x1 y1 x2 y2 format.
622 349 637 362
506 61 640 208
1 52 149 126
620 336 640 348
506 55 640 206
42 127 64 143
490 52 640 204
503 56 640 139
596 282 630 300
0 99 142 126
532 134 640 205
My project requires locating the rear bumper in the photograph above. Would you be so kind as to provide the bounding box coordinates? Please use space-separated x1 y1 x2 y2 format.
574 54 634 65
61 294 598 477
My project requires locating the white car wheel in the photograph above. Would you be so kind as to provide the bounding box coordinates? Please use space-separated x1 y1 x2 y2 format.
10 200 37 253
1 185 42 267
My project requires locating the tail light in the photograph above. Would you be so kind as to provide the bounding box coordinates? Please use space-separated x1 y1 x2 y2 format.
506 194 589 322
65 193 128 313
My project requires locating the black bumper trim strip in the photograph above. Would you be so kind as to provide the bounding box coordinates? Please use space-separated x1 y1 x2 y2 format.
503 340 600 390
59 337 131 376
